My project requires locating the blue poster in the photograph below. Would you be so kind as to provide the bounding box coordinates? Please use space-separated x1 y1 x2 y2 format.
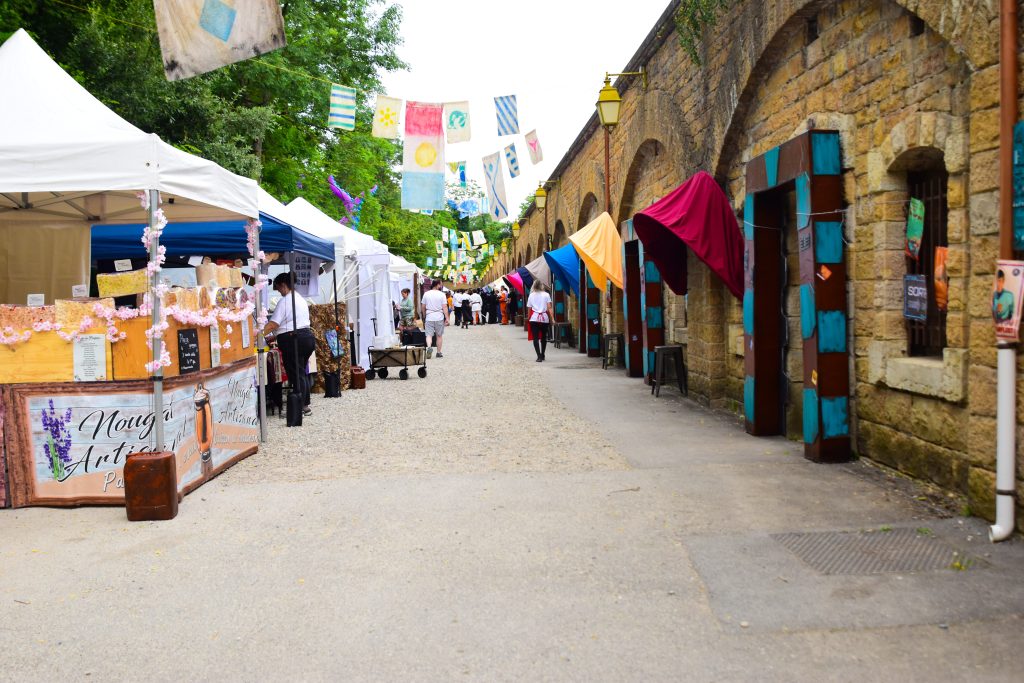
1012 121 1024 250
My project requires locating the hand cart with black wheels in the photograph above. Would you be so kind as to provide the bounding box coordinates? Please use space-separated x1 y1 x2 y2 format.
365 346 428 380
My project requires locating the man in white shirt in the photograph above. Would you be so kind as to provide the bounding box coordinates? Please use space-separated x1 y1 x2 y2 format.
469 290 483 325
263 272 315 415
451 290 465 327
420 280 450 358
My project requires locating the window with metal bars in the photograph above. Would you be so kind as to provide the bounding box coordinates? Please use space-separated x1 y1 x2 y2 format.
906 168 949 356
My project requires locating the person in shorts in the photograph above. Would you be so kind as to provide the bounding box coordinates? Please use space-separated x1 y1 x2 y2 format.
420 280 450 358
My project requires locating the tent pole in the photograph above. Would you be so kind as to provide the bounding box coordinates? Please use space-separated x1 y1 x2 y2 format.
147 189 165 452
289 252 301 423
254 229 267 443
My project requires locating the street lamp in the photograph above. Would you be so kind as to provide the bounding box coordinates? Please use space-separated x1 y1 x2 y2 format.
535 182 551 253
596 69 646 215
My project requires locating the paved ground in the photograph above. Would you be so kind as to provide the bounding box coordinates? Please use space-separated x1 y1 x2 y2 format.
1 323 1023 681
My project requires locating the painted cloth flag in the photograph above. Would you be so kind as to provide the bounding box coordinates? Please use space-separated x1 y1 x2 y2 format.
525 129 543 164
154 0 286 81
372 95 401 139
906 198 925 259
441 227 449 241
401 102 446 210
494 95 519 136
504 143 520 178
471 230 487 247
427 257 434 267
489 244 494 256
482 152 509 220
441 247 449 263
448 161 467 187
328 84 357 131
443 101 471 143
435 240 443 254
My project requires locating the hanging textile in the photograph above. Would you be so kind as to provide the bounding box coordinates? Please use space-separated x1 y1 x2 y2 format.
543 243 581 297
471 230 487 247
482 152 509 220
494 95 519 135
372 95 401 138
568 212 623 291
154 0 286 81
524 129 543 164
328 84 356 131
401 101 445 210
443 101 471 143
448 161 467 187
504 143 520 178
632 171 743 298
516 266 535 292
524 254 552 285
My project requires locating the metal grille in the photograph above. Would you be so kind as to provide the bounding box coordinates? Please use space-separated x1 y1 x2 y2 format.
906 169 948 356
772 528 982 575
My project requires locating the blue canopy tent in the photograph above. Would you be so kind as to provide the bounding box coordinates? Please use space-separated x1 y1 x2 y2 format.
91 213 335 263
516 266 535 292
543 243 580 297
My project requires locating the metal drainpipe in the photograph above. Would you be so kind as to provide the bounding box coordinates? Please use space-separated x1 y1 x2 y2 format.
991 0 1019 542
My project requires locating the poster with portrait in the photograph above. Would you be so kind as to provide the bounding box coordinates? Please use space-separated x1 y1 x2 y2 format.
993 260 1024 341
905 197 924 260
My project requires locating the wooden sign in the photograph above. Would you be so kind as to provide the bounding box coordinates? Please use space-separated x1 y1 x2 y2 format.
903 274 928 322
177 328 200 374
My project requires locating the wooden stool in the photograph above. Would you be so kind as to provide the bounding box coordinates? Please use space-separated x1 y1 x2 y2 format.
651 345 687 397
552 322 573 349
602 333 625 370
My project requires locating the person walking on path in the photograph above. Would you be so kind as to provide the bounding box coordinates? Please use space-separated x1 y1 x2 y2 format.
527 281 554 362
470 289 483 325
452 290 465 327
499 287 509 324
421 280 449 358
460 290 472 329
264 272 316 415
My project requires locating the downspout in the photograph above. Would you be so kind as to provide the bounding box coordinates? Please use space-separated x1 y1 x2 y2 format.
991 0 1019 542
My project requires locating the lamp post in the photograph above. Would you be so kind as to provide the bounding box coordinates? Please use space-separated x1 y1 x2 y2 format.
596 69 645 216
512 220 521 266
535 182 550 252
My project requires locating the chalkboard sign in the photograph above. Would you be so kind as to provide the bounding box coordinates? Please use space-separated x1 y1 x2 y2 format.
177 329 200 374
903 274 928 322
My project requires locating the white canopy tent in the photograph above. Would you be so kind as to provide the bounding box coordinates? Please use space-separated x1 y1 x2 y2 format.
0 28 259 448
388 253 421 303
0 29 258 304
285 198 396 368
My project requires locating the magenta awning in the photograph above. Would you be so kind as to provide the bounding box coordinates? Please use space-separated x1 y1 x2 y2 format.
632 171 743 299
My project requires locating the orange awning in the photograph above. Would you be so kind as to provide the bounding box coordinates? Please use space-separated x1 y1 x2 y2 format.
568 212 623 290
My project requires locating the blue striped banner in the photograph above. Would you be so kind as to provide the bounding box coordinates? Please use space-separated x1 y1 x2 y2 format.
504 143 520 178
329 84 357 131
494 95 519 136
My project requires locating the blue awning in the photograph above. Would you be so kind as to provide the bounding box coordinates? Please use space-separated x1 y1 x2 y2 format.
91 212 335 263
543 244 580 297
516 266 535 292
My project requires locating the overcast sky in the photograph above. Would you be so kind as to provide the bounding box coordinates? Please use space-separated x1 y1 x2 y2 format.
380 0 671 218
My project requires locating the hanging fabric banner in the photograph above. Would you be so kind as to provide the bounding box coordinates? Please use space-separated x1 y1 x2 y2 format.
441 247 449 263
524 129 543 164
372 95 402 139
154 0 286 81
482 152 509 220
435 240 443 254
471 230 487 247
934 246 949 312
448 161 467 187
401 102 446 210
443 101 471 143
328 84 357 131
504 143 520 178
494 95 519 136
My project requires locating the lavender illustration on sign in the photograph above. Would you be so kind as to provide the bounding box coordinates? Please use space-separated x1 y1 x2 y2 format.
40 399 73 481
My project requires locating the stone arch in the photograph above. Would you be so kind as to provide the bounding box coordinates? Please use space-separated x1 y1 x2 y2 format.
710 0 990 187
552 220 567 249
537 234 546 259
617 138 669 225
578 192 599 231
525 244 533 265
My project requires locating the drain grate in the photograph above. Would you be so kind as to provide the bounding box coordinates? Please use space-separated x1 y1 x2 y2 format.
772 528 984 575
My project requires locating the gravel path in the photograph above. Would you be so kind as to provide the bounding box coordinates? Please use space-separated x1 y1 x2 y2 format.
221 324 628 484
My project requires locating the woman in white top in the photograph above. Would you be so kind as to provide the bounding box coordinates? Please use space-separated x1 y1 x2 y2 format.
526 280 555 362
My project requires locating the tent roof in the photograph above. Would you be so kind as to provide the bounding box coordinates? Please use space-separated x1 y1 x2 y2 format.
286 197 388 257
523 254 552 285
516 266 535 292
632 171 743 299
543 244 581 297
389 253 420 277
0 29 257 222
505 271 524 295
568 212 623 291
92 206 336 262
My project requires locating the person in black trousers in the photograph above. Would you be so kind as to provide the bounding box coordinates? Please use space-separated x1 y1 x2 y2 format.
263 272 316 416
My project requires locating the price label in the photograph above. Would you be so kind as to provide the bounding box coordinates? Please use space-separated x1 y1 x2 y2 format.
114 259 133 272
26 293 44 307
188 255 204 266
71 284 88 298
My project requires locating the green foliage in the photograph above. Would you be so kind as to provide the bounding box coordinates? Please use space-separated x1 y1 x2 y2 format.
673 0 732 65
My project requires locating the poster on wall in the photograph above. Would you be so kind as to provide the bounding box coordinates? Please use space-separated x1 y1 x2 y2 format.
2 359 259 507
903 274 928 322
905 198 924 260
1012 120 1023 250
934 246 949 312
993 260 1024 341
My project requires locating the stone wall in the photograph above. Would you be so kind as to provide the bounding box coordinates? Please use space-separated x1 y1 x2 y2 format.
489 0 1023 524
